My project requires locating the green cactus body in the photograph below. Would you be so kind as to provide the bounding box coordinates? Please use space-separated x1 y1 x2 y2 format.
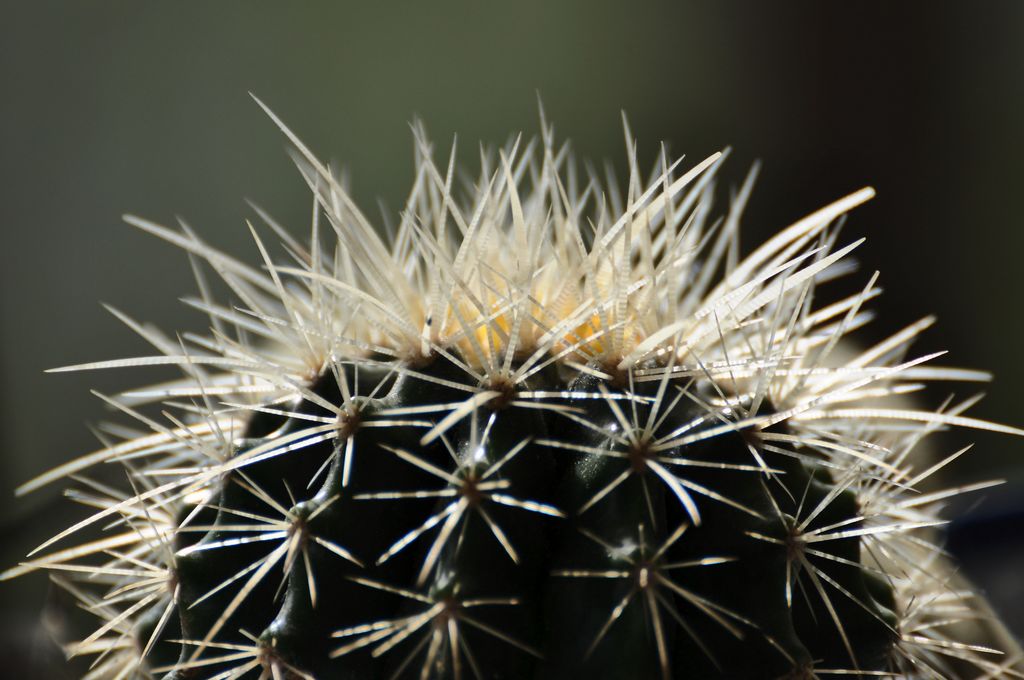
5 105 1023 679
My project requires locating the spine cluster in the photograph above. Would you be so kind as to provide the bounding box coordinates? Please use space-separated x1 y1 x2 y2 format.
5 103 1022 679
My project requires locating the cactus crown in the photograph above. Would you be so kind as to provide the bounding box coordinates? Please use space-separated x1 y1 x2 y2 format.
5 101 1022 679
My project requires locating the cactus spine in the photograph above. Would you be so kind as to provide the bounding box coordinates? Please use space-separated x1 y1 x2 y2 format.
5 101 1023 679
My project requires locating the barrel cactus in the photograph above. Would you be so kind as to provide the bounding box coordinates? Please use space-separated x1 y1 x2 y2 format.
5 100 1023 679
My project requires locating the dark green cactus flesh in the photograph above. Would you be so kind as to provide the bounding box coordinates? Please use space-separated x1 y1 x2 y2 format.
161 355 896 680
6 108 1023 680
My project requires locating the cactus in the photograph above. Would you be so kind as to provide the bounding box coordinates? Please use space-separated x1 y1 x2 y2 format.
4 100 1023 679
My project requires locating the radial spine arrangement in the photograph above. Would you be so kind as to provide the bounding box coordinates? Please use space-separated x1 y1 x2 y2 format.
5 103 1023 680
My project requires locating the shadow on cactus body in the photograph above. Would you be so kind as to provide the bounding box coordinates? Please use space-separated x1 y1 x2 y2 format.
5 102 1023 680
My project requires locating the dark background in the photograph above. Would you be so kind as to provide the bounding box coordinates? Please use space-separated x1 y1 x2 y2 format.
2 2 1023 675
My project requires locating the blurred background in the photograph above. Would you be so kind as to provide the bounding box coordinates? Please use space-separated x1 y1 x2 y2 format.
2 1 1023 675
